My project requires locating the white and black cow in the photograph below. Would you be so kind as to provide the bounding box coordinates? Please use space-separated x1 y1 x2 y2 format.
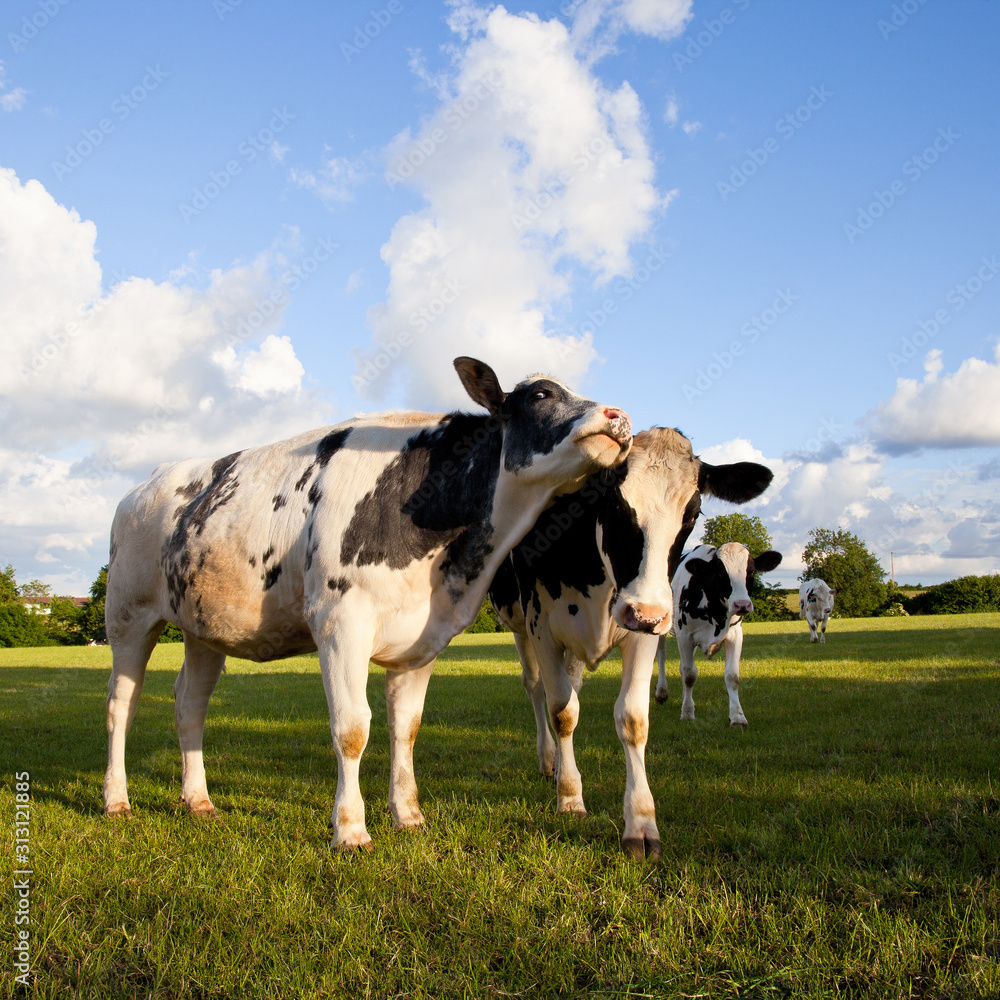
103 358 634 850
799 578 835 642
489 427 773 859
654 543 782 726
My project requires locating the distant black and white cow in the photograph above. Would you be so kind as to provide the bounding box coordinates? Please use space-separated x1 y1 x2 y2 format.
489 427 773 859
654 543 782 726
799 578 835 642
103 358 634 850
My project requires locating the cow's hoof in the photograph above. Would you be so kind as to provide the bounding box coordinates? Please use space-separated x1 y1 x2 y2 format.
622 836 661 862
680 712 695 722
105 803 131 819
654 691 668 705
730 719 748 728
332 838 374 853
558 802 587 816
184 799 218 818
393 814 425 832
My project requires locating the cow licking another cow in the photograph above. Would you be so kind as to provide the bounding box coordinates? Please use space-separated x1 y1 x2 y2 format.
103 358 634 850
489 428 774 859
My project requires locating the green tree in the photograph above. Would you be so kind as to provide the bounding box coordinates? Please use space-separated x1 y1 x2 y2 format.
19 579 52 601
701 513 790 621
801 527 888 618
465 597 504 633
46 596 87 644
701 513 773 556
0 563 18 604
0 602 56 647
81 564 109 642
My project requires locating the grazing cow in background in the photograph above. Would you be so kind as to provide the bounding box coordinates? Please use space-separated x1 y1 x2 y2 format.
800 578 836 642
490 427 773 859
654 543 782 726
103 358 634 850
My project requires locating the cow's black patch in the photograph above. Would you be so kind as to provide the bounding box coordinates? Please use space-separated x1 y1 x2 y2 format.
339 414 501 586
248 555 257 568
307 481 322 507
676 555 731 635
262 546 273 564
304 522 318 571
316 428 352 468
294 463 315 492
162 451 242 614
489 556 520 619
668 491 702 579
568 604 579 616
263 563 282 590
327 576 351 595
272 494 287 512
501 378 594 472
489 462 641 617
175 480 204 500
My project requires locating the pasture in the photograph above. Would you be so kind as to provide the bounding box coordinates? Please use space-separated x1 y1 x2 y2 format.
3 615 999 999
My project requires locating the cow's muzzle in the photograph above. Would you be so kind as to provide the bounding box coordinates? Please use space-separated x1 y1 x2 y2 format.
616 599 672 635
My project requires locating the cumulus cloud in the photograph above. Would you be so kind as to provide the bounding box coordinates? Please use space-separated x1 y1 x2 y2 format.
868 343 1000 452
0 167 328 590
0 60 27 111
290 151 369 206
357 4 671 408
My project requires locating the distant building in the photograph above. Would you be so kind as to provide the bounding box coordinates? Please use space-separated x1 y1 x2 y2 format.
19 596 89 616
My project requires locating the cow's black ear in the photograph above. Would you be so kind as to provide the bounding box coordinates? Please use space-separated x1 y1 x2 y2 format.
454 357 506 415
699 462 773 503
754 550 782 574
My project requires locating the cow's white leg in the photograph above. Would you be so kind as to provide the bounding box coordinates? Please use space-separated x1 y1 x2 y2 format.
535 637 585 815
678 632 698 721
516 633 555 777
654 634 669 704
312 608 375 850
617 635 660 861
808 615 819 643
385 661 434 830
820 613 829 643
723 622 747 727
103 611 163 817
174 634 226 816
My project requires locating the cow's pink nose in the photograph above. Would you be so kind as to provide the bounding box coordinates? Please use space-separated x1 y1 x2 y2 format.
733 600 752 615
604 408 623 421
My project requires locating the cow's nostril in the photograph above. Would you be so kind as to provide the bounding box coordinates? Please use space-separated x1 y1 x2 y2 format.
604 408 622 421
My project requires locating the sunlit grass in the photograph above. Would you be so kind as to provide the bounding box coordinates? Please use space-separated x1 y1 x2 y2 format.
2 616 999 998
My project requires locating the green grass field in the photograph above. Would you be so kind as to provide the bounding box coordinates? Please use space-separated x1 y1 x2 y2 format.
3 615 999 999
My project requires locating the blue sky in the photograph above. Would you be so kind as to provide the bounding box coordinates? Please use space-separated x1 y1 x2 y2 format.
1 0 998 593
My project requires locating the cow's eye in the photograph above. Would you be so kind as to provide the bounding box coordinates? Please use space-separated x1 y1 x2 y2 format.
533 389 549 400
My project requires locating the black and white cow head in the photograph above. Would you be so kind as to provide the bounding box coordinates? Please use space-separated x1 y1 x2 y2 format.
454 357 633 488
674 542 783 642
601 429 775 636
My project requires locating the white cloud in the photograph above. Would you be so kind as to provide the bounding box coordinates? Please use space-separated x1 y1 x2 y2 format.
0 61 27 111
290 151 368 206
681 120 701 135
664 93 679 125
359 5 670 408
868 342 1000 451
1 87 26 112
616 0 692 39
0 167 329 590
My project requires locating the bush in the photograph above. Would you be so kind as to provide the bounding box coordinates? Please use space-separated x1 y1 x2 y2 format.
903 574 1000 615
746 583 796 622
158 622 185 643
0 602 58 647
466 598 504 633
